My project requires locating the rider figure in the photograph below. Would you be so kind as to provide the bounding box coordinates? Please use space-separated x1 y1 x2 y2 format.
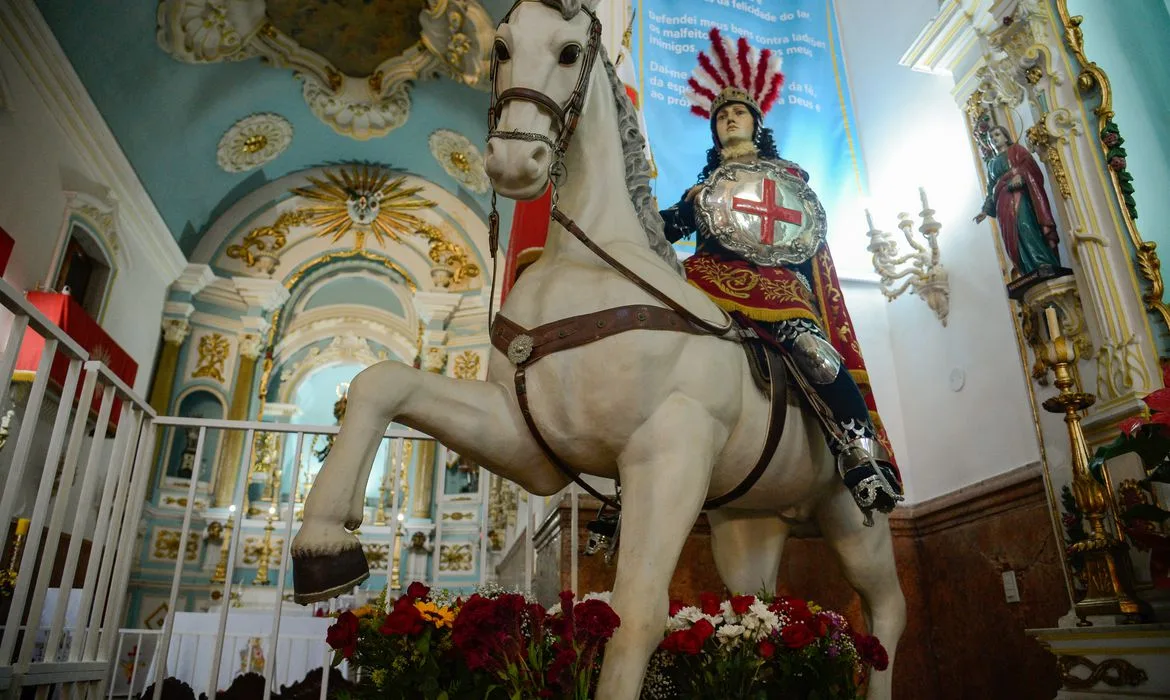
659 29 903 524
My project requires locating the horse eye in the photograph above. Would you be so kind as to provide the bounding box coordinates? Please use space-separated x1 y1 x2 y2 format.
558 44 582 65
494 40 511 62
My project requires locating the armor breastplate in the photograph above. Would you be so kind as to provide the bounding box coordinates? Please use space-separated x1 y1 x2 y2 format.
694 159 828 267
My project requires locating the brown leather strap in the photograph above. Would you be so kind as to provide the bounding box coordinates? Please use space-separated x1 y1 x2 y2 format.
491 305 705 365
514 365 620 509
496 87 566 131
702 349 788 509
550 207 735 337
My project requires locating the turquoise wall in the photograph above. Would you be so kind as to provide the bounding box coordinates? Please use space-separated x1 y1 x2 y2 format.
1068 1 1170 322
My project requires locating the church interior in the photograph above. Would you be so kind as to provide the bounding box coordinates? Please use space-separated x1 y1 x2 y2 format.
0 0 1168 698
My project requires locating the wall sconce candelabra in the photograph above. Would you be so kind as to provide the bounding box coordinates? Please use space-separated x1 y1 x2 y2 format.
865 187 950 326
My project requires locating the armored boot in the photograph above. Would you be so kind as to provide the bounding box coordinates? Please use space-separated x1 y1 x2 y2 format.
835 428 903 526
766 318 904 525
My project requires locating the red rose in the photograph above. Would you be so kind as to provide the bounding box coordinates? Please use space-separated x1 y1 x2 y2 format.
691 619 715 643
406 581 430 600
575 599 620 642
855 634 889 671
325 611 360 658
1109 156 1127 171
757 639 776 659
730 595 755 615
780 623 816 649
669 599 685 617
699 592 722 616
661 626 708 655
380 603 425 636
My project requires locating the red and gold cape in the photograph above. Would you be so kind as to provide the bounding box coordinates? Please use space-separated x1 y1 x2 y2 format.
684 246 899 470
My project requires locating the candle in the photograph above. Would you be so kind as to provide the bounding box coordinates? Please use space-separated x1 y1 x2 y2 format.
865 209 875 231
1045 306 1061 339
15 518 29 536
919 186 929 210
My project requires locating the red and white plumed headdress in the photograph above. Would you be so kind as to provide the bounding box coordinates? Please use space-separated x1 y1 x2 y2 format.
685 28 785 122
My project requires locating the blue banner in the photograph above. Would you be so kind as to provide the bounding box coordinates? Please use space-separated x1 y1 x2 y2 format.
635 0 865 254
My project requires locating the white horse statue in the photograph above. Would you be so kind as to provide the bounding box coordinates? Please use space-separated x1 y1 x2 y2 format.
291 0 906 696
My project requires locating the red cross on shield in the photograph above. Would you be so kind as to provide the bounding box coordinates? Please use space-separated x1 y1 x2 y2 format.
732 177 803 245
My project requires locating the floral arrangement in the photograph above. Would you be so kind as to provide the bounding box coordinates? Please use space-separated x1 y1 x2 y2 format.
325 584 887 699
643 592 887 700
1088 373 1170 589
324 582 618 699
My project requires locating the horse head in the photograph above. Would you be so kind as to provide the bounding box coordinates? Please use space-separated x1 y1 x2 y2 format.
484 0 602 201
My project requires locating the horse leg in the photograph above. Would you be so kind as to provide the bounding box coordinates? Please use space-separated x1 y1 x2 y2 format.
292 359 561 598
595 394 722 700
707 509 789 596
816 486 906 700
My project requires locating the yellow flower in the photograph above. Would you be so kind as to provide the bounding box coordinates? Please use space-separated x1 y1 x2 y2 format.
351 605 379 619
370 669 387 688
808 601 823 613
414 600 455 629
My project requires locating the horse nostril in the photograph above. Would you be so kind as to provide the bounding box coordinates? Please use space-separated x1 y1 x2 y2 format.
522 142 550 179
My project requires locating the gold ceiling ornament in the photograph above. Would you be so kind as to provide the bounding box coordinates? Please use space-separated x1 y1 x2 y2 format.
428 129 490 194
157 0 494 140
216 113 294 173
291 166 437 249
193 332 231 382
226 209 313 274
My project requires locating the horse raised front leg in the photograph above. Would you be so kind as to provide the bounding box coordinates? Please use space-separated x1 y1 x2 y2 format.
816 486 906 700
595 394 723 700
291 358 560 603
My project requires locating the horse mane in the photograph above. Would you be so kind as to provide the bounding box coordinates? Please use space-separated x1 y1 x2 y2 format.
598 47 685 276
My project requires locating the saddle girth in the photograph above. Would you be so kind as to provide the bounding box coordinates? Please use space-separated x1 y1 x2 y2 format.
490 304 788 510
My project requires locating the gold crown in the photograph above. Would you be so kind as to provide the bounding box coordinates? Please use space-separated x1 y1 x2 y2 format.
710 87 760 119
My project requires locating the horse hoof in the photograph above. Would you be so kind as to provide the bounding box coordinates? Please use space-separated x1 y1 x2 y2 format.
292 546 370 605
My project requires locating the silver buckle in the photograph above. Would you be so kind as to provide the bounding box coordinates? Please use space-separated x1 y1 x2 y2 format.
506 334 534 364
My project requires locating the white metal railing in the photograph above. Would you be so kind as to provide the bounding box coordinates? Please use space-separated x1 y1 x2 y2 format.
0 277 593 700
141 417 427 700
0 278 156 698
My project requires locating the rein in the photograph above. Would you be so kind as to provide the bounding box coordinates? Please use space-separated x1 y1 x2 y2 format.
486 0 778 512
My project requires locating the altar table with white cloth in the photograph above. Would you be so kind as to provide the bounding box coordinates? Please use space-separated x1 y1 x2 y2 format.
145 612 342 693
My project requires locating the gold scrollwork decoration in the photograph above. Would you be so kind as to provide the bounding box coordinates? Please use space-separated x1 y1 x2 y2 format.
363 543 390 571
452 351 481 380
1058 655 1148 690
226 210 313 269
417 223 481 286
193 333 231 382
1054 1 1170 337
1025 122 1072 200
438 543 473 572
153 530 198 562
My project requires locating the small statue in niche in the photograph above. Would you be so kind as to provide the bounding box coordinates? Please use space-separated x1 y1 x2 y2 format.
973 125 1068 293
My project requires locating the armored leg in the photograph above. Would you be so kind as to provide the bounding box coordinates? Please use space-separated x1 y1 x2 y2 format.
770 319 904 524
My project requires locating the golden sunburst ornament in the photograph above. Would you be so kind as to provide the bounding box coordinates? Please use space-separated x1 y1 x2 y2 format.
290 165 437 249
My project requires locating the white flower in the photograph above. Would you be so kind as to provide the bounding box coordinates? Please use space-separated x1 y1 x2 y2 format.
741 601 780 640
583 591 612 604
716 624 746 645
720 600 739 623
547 603 562 616
668 606 722 631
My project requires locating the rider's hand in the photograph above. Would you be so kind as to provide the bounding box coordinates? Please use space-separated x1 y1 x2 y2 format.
973 212 987 224
684 184 704 202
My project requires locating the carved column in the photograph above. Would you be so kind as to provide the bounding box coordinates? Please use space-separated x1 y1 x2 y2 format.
150 316 191 415
410 292 461 520
213 332 263 507
904 0 1162 430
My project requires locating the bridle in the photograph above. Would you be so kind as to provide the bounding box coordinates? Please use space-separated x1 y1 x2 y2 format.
485 0 602 256
484 1 776 515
